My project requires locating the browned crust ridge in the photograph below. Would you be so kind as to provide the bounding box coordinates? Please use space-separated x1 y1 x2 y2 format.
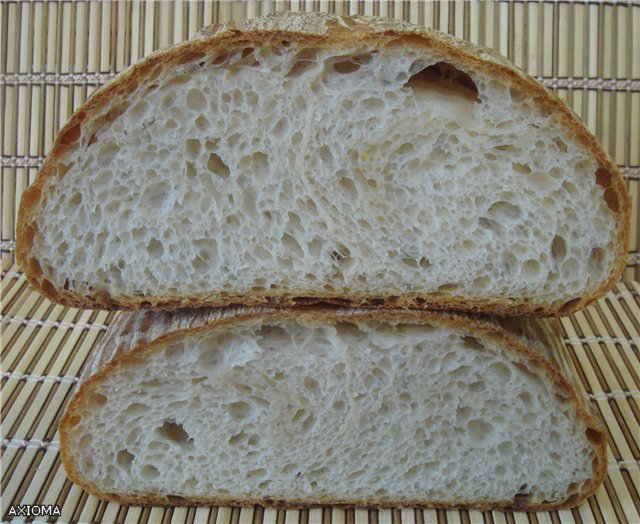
59 307 608 511
16 12 630 315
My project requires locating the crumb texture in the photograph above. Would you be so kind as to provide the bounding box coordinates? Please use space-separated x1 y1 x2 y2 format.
67 318 596 505
33 41 617 301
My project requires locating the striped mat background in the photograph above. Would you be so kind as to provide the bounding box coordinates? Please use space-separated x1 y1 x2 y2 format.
1 1 639 523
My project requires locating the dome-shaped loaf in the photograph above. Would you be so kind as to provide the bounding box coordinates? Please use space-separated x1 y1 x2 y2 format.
17 12 629 315
59 307 607 509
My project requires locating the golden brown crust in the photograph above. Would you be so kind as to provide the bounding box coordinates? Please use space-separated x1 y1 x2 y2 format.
17 12 630 316
59 306 607 511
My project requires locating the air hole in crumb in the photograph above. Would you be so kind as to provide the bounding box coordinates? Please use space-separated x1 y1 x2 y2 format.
319 145 333 164
479 217 504 235
473 275 489 289
512 162 532 174
123 402 148 416
330 246 349 262
362 97 384 110
419 257 432 269
287 48 319 77
498 441 513 454
140 464 160 479
405 61 479 103
227 401 252 421
185 162 197 179
197 346 222 369
282 233 303 257
251 151 269 171
303 376 319 393
212 52 227 65
272 117 289 137
144 83 159 96
176 51 206 65
551 235 567 262
89 393 107 407
603 187 620 212
338 177 356 199
467 419 493 443
67 414 82 426
155 420 193 447
116 449 135 469
402 257 418 268
129 100 148 119
469 380 486 392
489 362 512 381
562 180 578 197
437 283 459 292
106 103 127 123
588 247 606 273
522 259 541 278
494 144 516 154
228 431 246 445
554 137 568 152
488 200 522 222
293 409 306 423
146 238 164 257
585 427 604 444
185 139 201 158
461 336 485 351
195 115 209 130
302 414 316 432
595 168 613 188
59 123 81 145
287 59 317 78
207 153 230 178
142 182 170 210
333 60 361 74
247 468 266 479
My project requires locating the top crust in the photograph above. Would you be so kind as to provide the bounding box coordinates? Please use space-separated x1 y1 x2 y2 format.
16 12 630 315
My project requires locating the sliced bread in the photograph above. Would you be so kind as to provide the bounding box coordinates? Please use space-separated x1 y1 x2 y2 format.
17 12 629 315
60 307 607 510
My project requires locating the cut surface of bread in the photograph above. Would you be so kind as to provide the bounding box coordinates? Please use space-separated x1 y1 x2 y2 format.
60 307 607 510
17 12 629 314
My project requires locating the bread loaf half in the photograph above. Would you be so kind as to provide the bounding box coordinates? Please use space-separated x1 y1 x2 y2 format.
60 307 607 510
17 12 629 315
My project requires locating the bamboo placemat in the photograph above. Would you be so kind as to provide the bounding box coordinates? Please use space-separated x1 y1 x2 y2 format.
1 1 639 523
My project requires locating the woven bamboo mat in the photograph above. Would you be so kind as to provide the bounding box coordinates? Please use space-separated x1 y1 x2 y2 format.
1 1 639 523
